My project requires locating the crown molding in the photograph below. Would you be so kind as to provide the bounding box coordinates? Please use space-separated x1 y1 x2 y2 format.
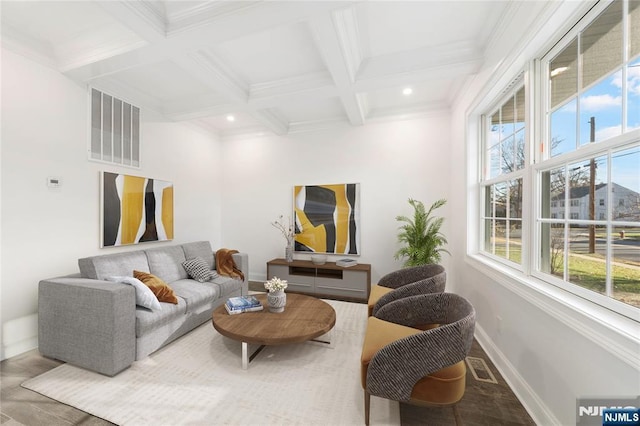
1 23 57 70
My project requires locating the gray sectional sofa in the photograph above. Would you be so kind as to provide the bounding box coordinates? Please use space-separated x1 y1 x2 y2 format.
38 241 248 376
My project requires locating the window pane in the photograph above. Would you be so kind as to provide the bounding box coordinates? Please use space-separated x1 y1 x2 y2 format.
542 167 565 219
568 224 607 295
515 86 525 132
628 58 640 131
489 113 500 148
501 102 515 138
568 155 608 221
579 70 622 145
484 185 493 217
550 38 578 109
494 219 507 259
612 225 640 308
515 129 525 170
489 145 501 179
495 182 507 218
581 1 623 89
508 220 522 263
510 178 523 218
611 146 640 221
550 99 577 157
483 219 494 254
540 223 565 278
631 0 640 59
501 135 516 174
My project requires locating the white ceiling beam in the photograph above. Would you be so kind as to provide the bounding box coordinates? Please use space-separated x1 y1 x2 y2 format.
309 10 366 126
64 1 356 83
96 1 167 43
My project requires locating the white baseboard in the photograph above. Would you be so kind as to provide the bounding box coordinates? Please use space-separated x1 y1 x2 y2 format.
1 313 38 360
474 324 560 425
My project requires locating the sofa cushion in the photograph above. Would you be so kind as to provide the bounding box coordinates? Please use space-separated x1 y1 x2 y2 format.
181 241 215 270
169 279 220 311
135 298 187 337
78 251 150 280
105 276 162 311
211 275 243 297
144 245 188 283
134 271 178 304
182 257 214 283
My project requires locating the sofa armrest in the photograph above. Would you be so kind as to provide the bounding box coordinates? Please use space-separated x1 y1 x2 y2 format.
231 252 249 295
38 277 136 376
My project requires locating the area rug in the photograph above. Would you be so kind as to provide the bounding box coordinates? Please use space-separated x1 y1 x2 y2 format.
22 299 399 425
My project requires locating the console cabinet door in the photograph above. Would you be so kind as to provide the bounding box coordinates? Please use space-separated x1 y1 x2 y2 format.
268 264 314 293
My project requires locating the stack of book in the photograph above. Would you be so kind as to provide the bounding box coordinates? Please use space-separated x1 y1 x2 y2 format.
225 295 263 315
336 258 358 268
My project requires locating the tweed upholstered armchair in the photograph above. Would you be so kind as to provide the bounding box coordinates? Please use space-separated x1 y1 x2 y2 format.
360 292 476 426
367 264 446 316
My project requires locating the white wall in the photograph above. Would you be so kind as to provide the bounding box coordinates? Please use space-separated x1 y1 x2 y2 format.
447 2 640 425
0 48 223 359
219 115 452 283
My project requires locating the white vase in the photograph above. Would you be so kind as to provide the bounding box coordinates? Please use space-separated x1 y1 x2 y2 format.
267 289 286 313
285 245 294 262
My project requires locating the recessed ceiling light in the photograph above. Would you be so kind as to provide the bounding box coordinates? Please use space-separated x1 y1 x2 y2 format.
402 87 413 96
226 115 235 122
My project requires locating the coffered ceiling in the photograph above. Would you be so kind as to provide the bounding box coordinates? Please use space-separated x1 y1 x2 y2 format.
1 1 511 138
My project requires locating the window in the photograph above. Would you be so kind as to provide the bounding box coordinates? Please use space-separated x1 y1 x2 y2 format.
481 84 525 266
478 0 639 319
538 0 640 313
90 88 140 167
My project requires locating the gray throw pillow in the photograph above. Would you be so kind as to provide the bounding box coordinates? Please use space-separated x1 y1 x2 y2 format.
183 257 214 283
106 276 162 311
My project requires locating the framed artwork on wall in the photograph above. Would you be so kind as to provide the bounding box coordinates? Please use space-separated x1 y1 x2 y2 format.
293 183 360 255
101 171 174 247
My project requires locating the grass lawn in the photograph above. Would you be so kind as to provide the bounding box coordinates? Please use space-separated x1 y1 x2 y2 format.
493 243 639 307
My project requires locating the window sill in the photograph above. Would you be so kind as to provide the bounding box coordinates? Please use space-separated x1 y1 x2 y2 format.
465 253 640 369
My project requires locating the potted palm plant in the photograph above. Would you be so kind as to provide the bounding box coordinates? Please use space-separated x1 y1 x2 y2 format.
394 198 449 267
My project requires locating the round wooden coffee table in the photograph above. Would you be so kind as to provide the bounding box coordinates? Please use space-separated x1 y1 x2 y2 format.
212 293 336 369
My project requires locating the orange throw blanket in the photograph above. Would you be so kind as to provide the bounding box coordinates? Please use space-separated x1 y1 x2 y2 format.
215 248 244 281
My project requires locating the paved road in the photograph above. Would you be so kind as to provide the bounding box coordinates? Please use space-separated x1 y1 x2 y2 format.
570 238 639 264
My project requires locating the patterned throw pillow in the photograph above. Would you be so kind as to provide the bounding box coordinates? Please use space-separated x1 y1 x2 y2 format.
182 257 214 283
133 270 179 304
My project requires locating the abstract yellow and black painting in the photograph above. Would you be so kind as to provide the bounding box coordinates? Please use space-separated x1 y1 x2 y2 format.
101 171 174 247
293 183 360 255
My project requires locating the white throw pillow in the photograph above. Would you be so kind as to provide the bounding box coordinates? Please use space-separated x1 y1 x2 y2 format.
106 276 162 311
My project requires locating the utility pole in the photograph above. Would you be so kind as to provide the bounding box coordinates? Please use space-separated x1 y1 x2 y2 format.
588 117 596 254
